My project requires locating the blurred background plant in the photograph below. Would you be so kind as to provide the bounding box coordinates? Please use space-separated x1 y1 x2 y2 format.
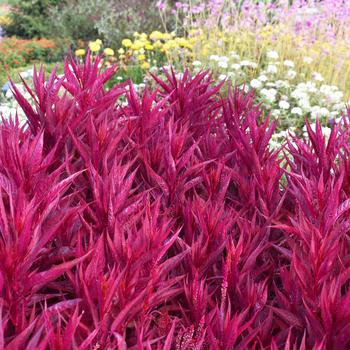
4 0 60 38
45 0 182 49
0 37 61 86
173 0 350 95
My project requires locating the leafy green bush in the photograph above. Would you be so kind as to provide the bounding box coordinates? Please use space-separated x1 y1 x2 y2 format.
48 0 179 48
4 0 61 38
94 0 176 46
47 0 106 49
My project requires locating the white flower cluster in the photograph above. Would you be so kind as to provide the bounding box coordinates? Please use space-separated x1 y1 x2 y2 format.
0 83 29 125
0 68 36 125
191 49 349 149
194 49 349 128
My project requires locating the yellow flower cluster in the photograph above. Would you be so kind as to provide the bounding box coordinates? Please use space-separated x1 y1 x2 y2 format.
75 39 115 58
0 15 11 27
89 39 102 52
118 31 194 70
75 49 86 56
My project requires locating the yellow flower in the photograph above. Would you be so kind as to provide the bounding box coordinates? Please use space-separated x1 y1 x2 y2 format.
145 44 154 50
141 61 150 70
137 54 146 61
162 33 173 40
153 40 163 49
122 39 133 47
140 33 148 40
150 31 162 41
0 15 11 26
132 40 144 50
75 49 86 56
95 39 103 45
104 48 115 56
89 42 101 52
118 48 125 54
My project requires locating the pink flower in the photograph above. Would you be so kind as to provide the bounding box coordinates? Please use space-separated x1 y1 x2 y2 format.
156 0 166 11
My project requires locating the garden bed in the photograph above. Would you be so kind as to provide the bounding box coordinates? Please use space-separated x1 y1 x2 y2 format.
1 1 350 348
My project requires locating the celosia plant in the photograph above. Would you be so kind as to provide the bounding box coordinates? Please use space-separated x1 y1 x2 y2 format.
1 54 350 349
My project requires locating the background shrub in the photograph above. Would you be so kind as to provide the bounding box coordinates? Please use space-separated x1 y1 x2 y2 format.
47 0 106 49
93 0 178 46
4 0 61 38
48 0 180 48
0 37 61 87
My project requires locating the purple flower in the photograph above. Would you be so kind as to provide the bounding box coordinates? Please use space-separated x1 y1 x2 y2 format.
156 0 166 11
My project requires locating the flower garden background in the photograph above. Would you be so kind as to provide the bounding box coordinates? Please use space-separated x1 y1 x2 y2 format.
1 0 350 348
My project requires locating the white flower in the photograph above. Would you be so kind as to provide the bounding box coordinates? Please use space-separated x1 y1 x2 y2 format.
250 79 263 89
261 88 277 103
258 74 268 82
275 80 289 88
231 63 241 70
331 91 344 103
218 61 228 69
219 56 229 62
192 60 202 67
298 98 311 111
219 74 227 80
240 60 257 68
20 71 30 79
291 107 303 115
279 100 290 110
312 72 324 82
267 50 279 60
320 84 332 94
240 60 250 66
332 102 346 111
319 107 329 117
310 106 321 118
267 64 278 74
271 109 281 118
286 70 297 79
303 57 313 64
322 127 331 138
240 85 249 93
283 60 295 68
209 55 219 61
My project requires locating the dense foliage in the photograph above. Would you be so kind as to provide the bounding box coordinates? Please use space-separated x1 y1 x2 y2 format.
3 0 181 48
1 55 350 349
4 0 61 38
0 37 61 89
47 0 106 48
0 37 59 68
